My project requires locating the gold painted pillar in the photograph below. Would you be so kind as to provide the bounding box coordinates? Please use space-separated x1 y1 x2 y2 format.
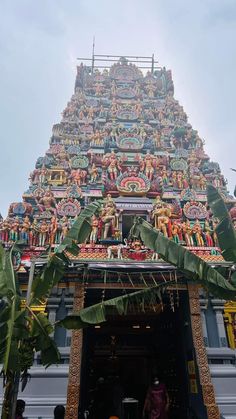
65 283 84 419
224 302 236 349
188 284 220 419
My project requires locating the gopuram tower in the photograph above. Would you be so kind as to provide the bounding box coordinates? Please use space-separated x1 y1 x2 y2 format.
1 55 236 419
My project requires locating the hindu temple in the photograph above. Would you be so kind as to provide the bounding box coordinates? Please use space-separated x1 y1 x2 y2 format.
1 54 236 419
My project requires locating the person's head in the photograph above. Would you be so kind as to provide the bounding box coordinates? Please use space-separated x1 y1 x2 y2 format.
16 399 25 415
54 405 65 419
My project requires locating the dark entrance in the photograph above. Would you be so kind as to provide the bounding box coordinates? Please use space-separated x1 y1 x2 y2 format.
80 293 191 419
122 214 147 238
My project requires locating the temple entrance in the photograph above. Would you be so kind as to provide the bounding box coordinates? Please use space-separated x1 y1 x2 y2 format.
80 292 192 419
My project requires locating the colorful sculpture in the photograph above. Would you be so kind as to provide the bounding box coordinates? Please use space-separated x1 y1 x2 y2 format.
1 56 232 259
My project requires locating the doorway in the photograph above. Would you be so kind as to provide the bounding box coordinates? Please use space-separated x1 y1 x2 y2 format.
80 296 190 418
122 213 147 238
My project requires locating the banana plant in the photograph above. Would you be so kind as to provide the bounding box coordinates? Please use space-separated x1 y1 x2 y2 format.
0 201 101 419
207 184 236 262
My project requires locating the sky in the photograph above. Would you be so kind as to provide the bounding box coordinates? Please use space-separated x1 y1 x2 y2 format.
0 0 236 217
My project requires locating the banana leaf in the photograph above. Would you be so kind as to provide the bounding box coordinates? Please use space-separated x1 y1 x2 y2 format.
207 184 236 262
30 311 60 367
58 284 167 330
0 245 21 373
29 254 65 305
131 217 236 300
56 200 101 253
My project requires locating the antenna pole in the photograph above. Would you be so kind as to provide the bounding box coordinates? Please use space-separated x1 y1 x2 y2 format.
92 37 95 74
151 53 154 74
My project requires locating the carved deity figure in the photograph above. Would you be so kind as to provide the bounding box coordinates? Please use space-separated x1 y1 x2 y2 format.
59 216 70 243
204 220 214 247
20 216 31 243
49 216 58 245
0 218 11 242
100 195 120 239
182 220 194 246
103 151 122 181
151 197 172 237
37 190 57 215
171 221 180 243
90 163 99 183
38 220 48 247
192 220 205 247
9 217 20 242
89 215 99 244
140 153 156 181
70 169 87 186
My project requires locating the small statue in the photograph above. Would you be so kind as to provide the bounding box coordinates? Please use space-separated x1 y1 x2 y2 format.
182 220 194 246
100 195 120 239
171 221 180 243
204 220 214 247
49 216 58 245
37 190 57 215
89 215 99 244
140 153 156 181
9 217 20 242
38 220 48 247
192 220 205 247
90 163 99 183
20 216 31 243
104 151 122 181
151 197 172 237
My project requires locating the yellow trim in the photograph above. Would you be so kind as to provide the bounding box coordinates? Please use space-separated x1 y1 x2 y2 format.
20 299 47 313
224 302 236 349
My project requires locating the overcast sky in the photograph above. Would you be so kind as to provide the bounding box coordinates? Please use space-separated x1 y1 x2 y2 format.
0 0 236 216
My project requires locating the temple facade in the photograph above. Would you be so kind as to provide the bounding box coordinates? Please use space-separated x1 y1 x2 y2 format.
1 55 236 419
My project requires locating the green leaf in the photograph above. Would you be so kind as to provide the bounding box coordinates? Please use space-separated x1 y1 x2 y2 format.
30 255 65 305
207 184 236 262
0 245 19 373
56 201 101 253
30 312 60 367
58 285 166 330
132 217 236 300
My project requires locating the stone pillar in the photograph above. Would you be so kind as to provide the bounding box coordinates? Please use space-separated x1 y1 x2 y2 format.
212 301 228 348
201 310 209 347
65 283 84 419
188 284 220 419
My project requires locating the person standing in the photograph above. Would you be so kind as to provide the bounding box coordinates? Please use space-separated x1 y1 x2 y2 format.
143 376 169 419
54 405 65 419
15 400 26 419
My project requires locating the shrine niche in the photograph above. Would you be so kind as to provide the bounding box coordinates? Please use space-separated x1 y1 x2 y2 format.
116 171 150 196
116 135 144 151
66 145 81 155
109 59 142 82
224 302 236 349
116 87 136 99
47 169 67 186
8 201 33 217
183 201 208 220
57 198 81 217
170 158 188 172
116 107 139 121
66 184 83 198
71 155 89 169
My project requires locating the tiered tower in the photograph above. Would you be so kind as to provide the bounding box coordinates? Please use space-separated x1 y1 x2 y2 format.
1 55 236 419
1 56 234 261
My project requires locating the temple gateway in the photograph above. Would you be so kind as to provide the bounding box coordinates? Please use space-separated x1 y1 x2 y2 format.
1 54 236 419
